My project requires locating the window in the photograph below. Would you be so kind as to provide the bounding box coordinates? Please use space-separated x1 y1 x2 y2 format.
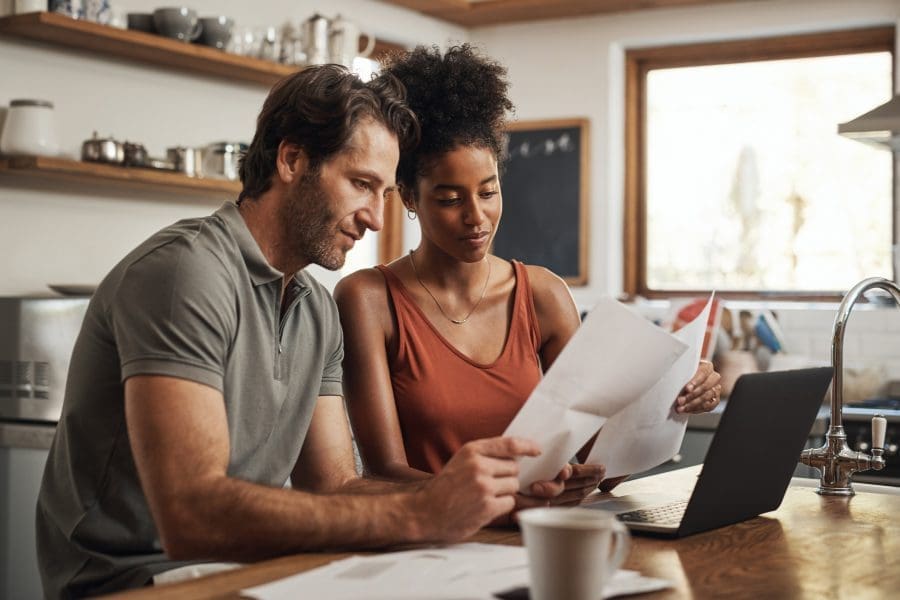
624 27 894 299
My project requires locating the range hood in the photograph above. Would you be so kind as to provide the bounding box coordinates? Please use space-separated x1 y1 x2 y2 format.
838 95 900 151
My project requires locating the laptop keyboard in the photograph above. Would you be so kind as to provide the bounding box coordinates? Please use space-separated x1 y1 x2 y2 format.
617 500 689 525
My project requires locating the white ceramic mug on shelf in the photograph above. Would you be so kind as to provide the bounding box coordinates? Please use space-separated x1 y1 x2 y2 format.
518 507 630 600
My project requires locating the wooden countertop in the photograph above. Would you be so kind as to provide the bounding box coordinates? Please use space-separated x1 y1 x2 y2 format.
100 467 899 599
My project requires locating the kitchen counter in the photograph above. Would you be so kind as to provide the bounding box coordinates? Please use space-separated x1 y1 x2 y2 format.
97 465 900 599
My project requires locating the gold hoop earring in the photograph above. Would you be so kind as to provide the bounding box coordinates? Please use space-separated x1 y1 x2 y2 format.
407 209 417 220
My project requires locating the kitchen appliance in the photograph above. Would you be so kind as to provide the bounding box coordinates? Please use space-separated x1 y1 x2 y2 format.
328 14 375 68
0 98 60 157
0 296 89 422
0 296 88 598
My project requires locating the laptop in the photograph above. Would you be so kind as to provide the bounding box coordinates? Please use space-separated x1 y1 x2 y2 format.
584 367 833 537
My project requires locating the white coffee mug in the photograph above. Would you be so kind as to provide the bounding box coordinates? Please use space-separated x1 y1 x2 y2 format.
519 507 630 600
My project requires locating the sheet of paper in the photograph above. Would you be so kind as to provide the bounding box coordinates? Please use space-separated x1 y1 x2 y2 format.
242 543 671 600
504 297 691 488
586 294 714 477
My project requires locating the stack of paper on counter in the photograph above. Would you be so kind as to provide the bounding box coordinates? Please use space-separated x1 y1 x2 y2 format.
504 294 714 488
242 543 671 600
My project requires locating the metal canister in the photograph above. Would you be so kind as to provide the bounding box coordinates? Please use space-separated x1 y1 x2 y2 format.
166 146 203 177
202 141 246 180
301 13 330 65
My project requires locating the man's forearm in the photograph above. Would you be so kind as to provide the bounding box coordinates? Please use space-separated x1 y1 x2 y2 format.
336 474 428 495
160 476 427 562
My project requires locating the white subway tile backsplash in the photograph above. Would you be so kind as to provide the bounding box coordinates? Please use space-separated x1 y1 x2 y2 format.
781 334 810 356
808 334 836 361
843 308 889 334
883 359 900 380
780 308 835 332
856 333 900 359
884 310 900 332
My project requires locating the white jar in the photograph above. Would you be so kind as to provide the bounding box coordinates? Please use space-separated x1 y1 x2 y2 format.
14 0 47 14
0 99 60 157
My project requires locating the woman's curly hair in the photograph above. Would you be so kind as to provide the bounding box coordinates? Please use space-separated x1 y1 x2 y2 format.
377 44 514 197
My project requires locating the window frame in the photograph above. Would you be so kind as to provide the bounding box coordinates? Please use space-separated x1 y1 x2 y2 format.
624 26 896 300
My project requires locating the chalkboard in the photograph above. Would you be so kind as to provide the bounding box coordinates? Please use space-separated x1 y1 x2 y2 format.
493 118 589 285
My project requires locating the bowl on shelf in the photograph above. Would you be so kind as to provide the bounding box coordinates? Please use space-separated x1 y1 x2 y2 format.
126 13 156 33
196 16 234 50
153 7 202 42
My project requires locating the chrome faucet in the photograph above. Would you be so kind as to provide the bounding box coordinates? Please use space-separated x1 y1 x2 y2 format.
799 277 893 496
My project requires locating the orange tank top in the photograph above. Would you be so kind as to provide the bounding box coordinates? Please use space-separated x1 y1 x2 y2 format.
376 261 543 474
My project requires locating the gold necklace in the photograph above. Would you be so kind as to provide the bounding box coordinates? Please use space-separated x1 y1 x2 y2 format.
409 249 492 325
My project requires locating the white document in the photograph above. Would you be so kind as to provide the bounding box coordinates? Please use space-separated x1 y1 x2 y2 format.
242 543 671 600
504 295 714 488
586 294 713 477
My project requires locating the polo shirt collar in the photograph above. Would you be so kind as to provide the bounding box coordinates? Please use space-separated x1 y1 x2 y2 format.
216 201 285 287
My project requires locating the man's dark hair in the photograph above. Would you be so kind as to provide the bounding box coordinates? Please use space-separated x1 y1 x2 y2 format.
239 64 419 202
375 44 514 197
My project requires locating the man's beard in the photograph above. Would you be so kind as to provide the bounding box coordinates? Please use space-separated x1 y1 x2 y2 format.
282 167 346 271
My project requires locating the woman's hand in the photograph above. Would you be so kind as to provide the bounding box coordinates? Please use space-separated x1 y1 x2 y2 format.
597 474 629 493
675 360 722 414
543 463 606 506
528 463 606 506
489 462 607 526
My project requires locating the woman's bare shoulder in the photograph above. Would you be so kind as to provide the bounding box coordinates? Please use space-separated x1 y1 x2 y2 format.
333 267 389 308
522 264 572 308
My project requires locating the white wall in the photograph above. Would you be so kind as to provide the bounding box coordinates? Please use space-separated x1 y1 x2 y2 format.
0 0 466 295
469 0 900 307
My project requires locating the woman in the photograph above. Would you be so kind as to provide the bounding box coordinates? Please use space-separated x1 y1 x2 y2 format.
334 45 721 514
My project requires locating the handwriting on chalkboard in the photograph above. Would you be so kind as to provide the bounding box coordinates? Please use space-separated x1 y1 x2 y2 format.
507 132 577 159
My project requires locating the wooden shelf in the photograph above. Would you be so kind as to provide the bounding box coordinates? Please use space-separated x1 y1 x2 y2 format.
380 0 759 27
0 11 297 86
0 155 241 199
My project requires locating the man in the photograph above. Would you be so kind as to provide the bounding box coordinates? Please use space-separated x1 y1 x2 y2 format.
36 66 546 598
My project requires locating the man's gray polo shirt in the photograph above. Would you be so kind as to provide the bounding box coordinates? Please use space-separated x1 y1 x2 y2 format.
36 202 343 598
